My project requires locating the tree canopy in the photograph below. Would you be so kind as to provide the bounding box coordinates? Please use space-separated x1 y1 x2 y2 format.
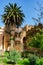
2 3 25 27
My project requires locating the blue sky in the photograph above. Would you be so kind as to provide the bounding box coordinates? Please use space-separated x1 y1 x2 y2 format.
0 0 43 27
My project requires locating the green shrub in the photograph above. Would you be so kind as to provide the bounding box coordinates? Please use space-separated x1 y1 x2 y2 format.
8 50 21 64
18 55 43 65
36 58 43 65
23 58 29 65
18 58 29 65
28 54 38 65
29 32 43 51
4 50 21 64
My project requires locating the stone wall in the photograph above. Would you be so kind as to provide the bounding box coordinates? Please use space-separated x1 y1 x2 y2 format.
0 25 34 52
0 27 4 50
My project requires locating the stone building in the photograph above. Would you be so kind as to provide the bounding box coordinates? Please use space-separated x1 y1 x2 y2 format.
0 25 34 52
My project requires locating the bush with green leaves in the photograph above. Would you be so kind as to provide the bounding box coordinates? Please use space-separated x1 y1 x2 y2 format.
36 58 43 65
29 32 43 50
28 54 37 65
18 58 29 65
18 54 43 65
4 50 21 64
0 52 43 65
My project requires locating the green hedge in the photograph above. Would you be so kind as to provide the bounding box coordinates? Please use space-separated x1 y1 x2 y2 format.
0 52 43 65
18 56 43 65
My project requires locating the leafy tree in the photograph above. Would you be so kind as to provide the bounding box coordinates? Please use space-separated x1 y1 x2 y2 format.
29 29 43 50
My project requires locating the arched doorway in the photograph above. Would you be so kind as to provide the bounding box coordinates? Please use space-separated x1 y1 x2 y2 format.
23 37 27 51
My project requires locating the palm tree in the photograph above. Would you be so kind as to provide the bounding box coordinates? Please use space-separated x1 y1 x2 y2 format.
2 3 25 28
2 3 25 51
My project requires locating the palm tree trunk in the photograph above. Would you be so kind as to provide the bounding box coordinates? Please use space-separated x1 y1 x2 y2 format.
13 15 16 26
